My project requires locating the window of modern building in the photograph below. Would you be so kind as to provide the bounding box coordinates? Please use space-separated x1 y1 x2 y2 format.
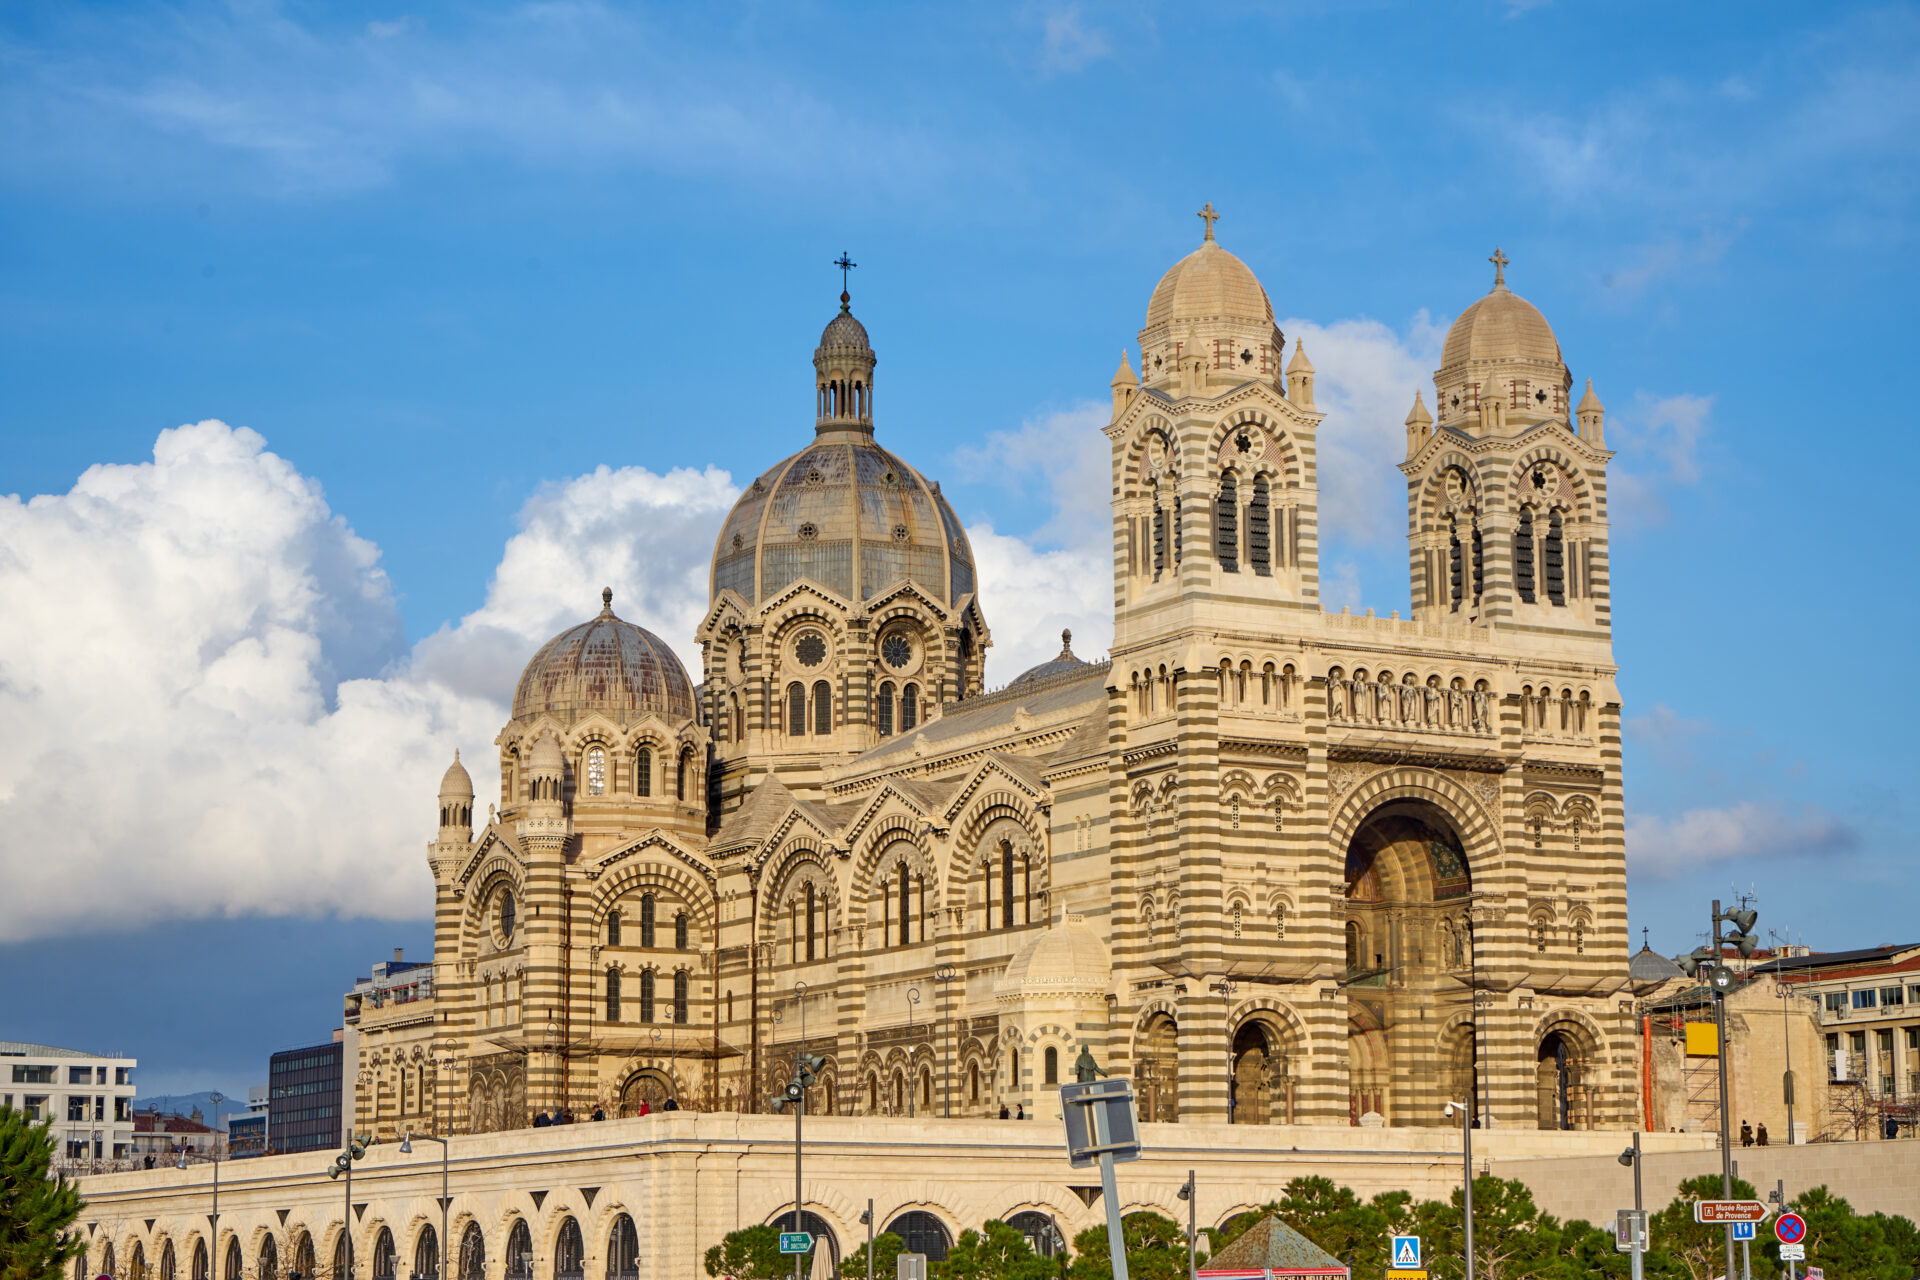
1854 989 1878 1009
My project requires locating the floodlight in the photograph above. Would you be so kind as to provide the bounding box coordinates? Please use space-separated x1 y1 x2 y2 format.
399 1134 413 1154
1725 908 1758 935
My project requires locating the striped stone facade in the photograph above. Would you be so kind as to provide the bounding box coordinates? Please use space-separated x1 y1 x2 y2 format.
347 228 1634 1149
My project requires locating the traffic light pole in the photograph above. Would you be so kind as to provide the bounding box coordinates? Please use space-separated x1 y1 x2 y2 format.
1713 901 1736 1280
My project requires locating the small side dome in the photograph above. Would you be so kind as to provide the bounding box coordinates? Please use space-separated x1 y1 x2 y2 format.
1010 630 1095 688
528 733 565 774
439 750 474 799
818 301 871 352
1630 945 1686 988
998 913 1112 998
512 588 696 726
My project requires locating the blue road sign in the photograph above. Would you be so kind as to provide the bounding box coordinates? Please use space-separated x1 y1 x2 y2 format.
1733 1222 1756 1242
1392 1236 1422 1269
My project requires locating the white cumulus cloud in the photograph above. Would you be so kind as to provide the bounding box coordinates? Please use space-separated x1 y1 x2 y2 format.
0 421 739 944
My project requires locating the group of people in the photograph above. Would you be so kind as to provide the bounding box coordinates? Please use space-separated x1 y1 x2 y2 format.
531 1097 681 1127
996 1104 1026 1120
1739 1119 1771 1146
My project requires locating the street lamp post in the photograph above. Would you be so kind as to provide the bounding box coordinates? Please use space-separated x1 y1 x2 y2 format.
328 1135 371 1278
1176 1171 1197 1280
771 1053 826 1280
933 965 958 1117
1445 1098 1475 1280
905 988 922 1117
1618 1134 1644 1280
400 1133 450 1280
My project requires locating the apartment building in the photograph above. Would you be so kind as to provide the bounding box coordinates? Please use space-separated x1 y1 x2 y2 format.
1 1040 138 1159
1755 943 1920 1138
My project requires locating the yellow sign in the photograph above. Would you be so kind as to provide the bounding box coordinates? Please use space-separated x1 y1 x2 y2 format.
1686 1022 1720 1057
1388 1272 1429 1279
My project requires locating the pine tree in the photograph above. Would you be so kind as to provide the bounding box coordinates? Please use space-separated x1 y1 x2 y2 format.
0 1104 86 1280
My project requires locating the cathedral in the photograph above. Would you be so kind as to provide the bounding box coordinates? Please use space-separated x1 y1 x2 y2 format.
351 210 1634 1142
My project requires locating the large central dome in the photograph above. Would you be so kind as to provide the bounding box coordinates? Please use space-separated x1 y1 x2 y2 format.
710 439 975 609
709 295 977 610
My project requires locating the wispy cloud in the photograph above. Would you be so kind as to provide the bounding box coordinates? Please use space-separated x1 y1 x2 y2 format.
1608 392 1713 529
1038 4 1112 75
1628 802 1860 879
0 4 1001 199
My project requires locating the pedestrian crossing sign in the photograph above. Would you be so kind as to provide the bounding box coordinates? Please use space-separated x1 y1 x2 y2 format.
1392 1236 1422 1269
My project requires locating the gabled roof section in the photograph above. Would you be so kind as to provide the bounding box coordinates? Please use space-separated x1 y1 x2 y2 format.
711 776 803 854
841 777 959 846
1044 704 1109 770
943 750 1049 824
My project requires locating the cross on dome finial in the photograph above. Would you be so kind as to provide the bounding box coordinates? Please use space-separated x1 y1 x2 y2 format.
1197 202 1220 241
833 252 857 311
1489 246 1510 287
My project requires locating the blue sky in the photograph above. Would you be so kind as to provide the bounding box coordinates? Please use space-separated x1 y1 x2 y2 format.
1 1 1915 1098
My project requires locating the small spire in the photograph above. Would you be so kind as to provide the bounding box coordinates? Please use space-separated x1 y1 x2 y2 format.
1286 338 1314 374
1489 247 1510 289
1405 390 1433 428
1058 629 1074 659
600 586 614 615
454 748 460 762
1110 349 1137 387
1197 202 1220 242
1577 377 1604 413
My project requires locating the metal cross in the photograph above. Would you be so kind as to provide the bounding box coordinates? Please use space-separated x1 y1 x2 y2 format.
1197 203 1220 240
1489 247 1509 286
834 252 857 291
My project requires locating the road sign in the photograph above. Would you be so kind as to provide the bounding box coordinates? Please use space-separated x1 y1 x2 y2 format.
1775 1212 1808 1244
1805 1266 1823 1279
1779 1244 1806 1262
1386 1272 1428 1279
1391 1236 1421 1269
1732 1222 1757 1242
1695 1200 1769 1224
1059 1078 1141 1168
778 1233 814 1255
1615 1210 1648 1253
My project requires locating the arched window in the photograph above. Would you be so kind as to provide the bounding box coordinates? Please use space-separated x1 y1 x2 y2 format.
968 1062 980 1104
1471 523 1484 599
607 910 621 946
1448 518 1464 610
586 746 606 796
162 1241 178 1280
1009 1046 1019 1086
193 1241 209 1280
1515 508 1537 603
812 680 832 735
1007 1213 1062 1259
634 746 652 797
876 682 895 736
1345 921 1362 972
639 970 656 1023
458 1224 485 1280
1044 1046 1059 1085
225 1237 243 1280
901 684 918 732
676 746 693 801
506 1222 533 1280
412 1227 436 1280
1545 509 1566 605
805 884 818 962
1151 496 1166 578
1000 841 1015 930
1173 494 1182 564
606 1216 639 1280
553 1219 584 1280
1216 472 1240 572
897 863 911 947
327 1238 342 1280
868 1073 879 1111
884 1213 952 1264
674 911 688 950
672 969 689 1023
787 682 807 736
1249 476 1272 574
605 969 621 1022
640 894 656 948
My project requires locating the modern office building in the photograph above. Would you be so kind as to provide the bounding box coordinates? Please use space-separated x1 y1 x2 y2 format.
268 1040 345 1154
1 1040 137 1161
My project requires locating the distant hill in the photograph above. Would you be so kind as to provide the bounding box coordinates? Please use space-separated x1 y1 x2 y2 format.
130 1091 247 1130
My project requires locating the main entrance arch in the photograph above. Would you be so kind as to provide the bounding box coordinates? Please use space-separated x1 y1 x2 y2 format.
1342 798 1476 1126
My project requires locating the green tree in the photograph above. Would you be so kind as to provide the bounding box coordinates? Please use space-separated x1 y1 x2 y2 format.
0 1105 85 1280
705 1225 791 1280
1411 1175 1567 1280
1553 1219 1632 1280
1069 1212 1191 1280
936 1222 1056 1280
1784 1187 1904 1280
838 1233 908 1280
1646 1174 1758 1280
1864 1211 1920 1275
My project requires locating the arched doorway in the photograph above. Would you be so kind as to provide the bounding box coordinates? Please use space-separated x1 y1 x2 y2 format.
1005 1212 1062 1257
1136 1014 1179 1122
1229 1019 1291 1125
553 1219 585 1280
458 1224 486 1280
290 1234 312 1280
504 1222 533 1280
1536 1027 1593 1129
606 1215 639 1280
1342 800 1475 1127
619 1069 674 1116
